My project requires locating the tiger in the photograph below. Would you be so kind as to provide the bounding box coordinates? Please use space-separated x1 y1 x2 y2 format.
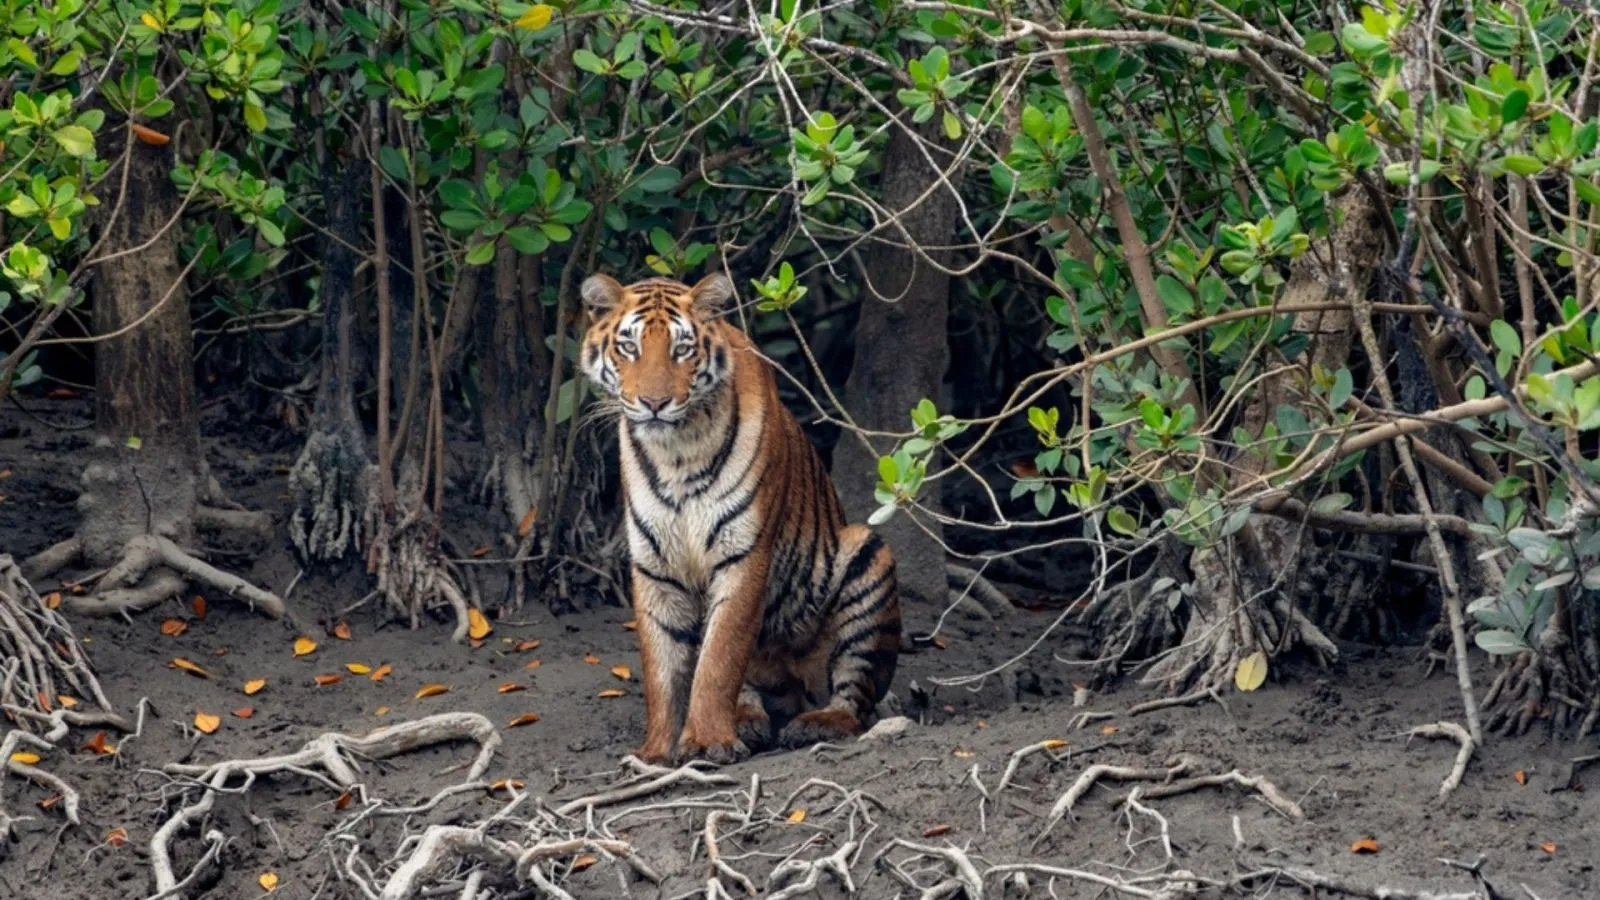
579 271 902 764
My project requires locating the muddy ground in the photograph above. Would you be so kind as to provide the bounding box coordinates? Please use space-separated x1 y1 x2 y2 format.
1 397 1596 899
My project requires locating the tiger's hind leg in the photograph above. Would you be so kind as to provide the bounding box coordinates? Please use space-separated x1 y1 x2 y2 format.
778 526 901 748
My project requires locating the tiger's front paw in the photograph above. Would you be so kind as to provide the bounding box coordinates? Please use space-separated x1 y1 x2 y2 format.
634 735 676 766
777 708 861 749
675 723 750 766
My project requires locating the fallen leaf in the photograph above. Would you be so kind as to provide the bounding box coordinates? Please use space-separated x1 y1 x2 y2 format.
244 678 267 695
314 674 344 686
38 795 61 810
571 855 598 872
333 621 352 640
1514 769 1528 785
611 665 632 681
584 654 600 665
372 663 392 682
598 689 626 698
169 658 213 679
1234 650 1269 692
623 619 638 631
498 683 526 693
470 638 486 649
1041 739 1068 751
923 824 953 837
106 827 128 848
293 636 318 657
1350 838 1381 854
490 779 527 792
259 871 279 892
508 712 541 727
517 506 538 537
932 637 949 650
194 712 220 734
335 791 353 811
977 719 988 729
525 659 543 671
191 595 207 619
9 752 41 765
233 707 255 719
786 808 807 823
346 663 373 675
1100 725 1120 735
1541 841 1557 854
46 387 78 399
375 706 391 716
83 732 114 755
57 695 78 708
161 618 188 637
514 639 542 651
44 592 61 609
468 607 493 640
130 123 171 144
942 705 955 714
416 683 449 699
471 545 492 558
36 692 50 711
953 749 975 759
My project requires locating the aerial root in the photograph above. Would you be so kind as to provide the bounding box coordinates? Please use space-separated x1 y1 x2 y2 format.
1404 721 1475 798
150 713 499 896
0 730 82 843
64 535 286 620
365 489 472 642
0 556 117 715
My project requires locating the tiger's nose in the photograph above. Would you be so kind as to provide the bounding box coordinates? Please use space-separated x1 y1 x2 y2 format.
638 395 671 413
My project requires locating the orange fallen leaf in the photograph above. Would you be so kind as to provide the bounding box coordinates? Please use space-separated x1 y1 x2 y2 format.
44 592 61 609
468 608 493 640
160 618 188 637
314 674 344 686
932 637 949 650
375 706 391 716
1100 725 1120 735
372 663 392 682
953 749 975 759
191 595 207 619
923 823 953 837
786 808 806 823
1041 739 1068 751
471 545 492 558
1541 841 1557 854
258 871 279 892
611 665 632 681
335 791 353 811
514 639 542 651
508 712 541 727
169 658 213 678
233 707 255 719
46 387 78 399
83 732 114 755
571 855 598 872
36 692 50 711
244 678 267 695
525 659 543 671
977 719 988 729
517 507 539 537
598 689 626 698
9 752 41 765
38 795 61 810
293 636 317 657
194 712 220 734
1350 838 1381 854
130 123 171 145
346 663 373 675
106 827 128 848
416 683 449 699
498 683 526 693
583 654 600 665
57 695 78 708
1514 770 1528 785
333 621 352 640
490 779 526 792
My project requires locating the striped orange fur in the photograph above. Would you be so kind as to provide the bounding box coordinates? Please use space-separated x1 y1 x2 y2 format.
579 272 901 764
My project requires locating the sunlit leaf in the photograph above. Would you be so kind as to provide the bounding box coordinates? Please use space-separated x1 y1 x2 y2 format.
193 712 221 734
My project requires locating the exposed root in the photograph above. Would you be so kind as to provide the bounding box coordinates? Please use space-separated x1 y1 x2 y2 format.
1479 619 1595 736
1140 589 1336 695
1039 758 1193 839
1405 721 1475 798
288 428 370 564
553 756 737 816
20 537 82 582
1235 862 1484 899
1135 769 1304 820
769 838 858 900
377 828 658 900
192 505 273 541
945 564 1015 620
994 739 1072 794
365 473 471 642
66 535 285 619
150 713 499 895
0 729 82 843
0 555 116 716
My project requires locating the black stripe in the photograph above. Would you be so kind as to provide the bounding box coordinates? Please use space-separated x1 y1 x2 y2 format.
629 506 664 559
705 491 756 552
635 563 690 594
710 548 752 579
828 622 900 670
686 396 740 495
832 575 895 630
837 535 884 594
628 438 675 509
647 612 701 646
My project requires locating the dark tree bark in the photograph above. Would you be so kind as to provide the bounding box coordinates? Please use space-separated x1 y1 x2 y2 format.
831 116 958 608
476 240 548 532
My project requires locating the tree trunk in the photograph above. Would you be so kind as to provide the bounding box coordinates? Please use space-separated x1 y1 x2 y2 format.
831 115 957 607
476 241 548 532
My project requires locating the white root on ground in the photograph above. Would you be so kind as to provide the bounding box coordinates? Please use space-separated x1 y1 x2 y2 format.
1405 721 1476 798
65 535 286 619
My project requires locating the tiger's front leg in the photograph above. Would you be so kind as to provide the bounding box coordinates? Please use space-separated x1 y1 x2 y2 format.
677 553 766 764
631 566 699 764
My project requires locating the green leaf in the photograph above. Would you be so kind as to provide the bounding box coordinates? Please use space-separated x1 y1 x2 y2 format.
257 219 285 247
1329 368 1353 409
1312 492 1353 514
539 222 573 242
1107 507 1139 536
440 209 485 231
1382 160 1443 184
1155 275 1194 315
243 101 267 133
572 49 608 75
48 50 82 76
877 455 898 486
1490 319 1521 358
1501 88 1528 123
1499 154 1544 176
51 125 95 157
633 166 681 193
465 241 496 265
1473 629 1528 656
125 435 143 450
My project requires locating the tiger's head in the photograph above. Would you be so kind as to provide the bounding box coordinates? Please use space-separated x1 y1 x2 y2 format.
579 272 737 428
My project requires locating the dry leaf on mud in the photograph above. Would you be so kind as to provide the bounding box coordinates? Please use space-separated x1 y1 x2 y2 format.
44 591 61 609
259 871 279 891
1234 650 1269 692
923 824 952 838
1041 739 1068 751
514 639 541 651
106 827 128 848
571 855 598 872
468 608 493 640
471 546 492 558
335 791 353 811
38 795 61 809
57 695 78 708
583 654 600 665
194 712 220 734
598 689 625 698
1100 725 1120 735
508 713 540 727
1514 770 1528 785
346 663 372 675
498 683 526 693
160 618 187 637
244 678 267 695
786 809 806 824
293 636 318 657
372 663 392 681
233 707 254 719
525 659 542 671
314 674 344 686
1349 838 1380 854
953 749 975 759
416 683 449 699
191 595 207 619
36 691 50 711
333 621 352 640
1541 842 1557 854
83 732 114 755
169 658 213 678
490 779 526 792
375 706 391 716
517 507 538 537
932 637 948 650
611 665 632 681
9 752 41 765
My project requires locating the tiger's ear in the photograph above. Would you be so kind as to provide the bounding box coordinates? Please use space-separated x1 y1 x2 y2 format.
689 271 735 314
580 274 624 319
